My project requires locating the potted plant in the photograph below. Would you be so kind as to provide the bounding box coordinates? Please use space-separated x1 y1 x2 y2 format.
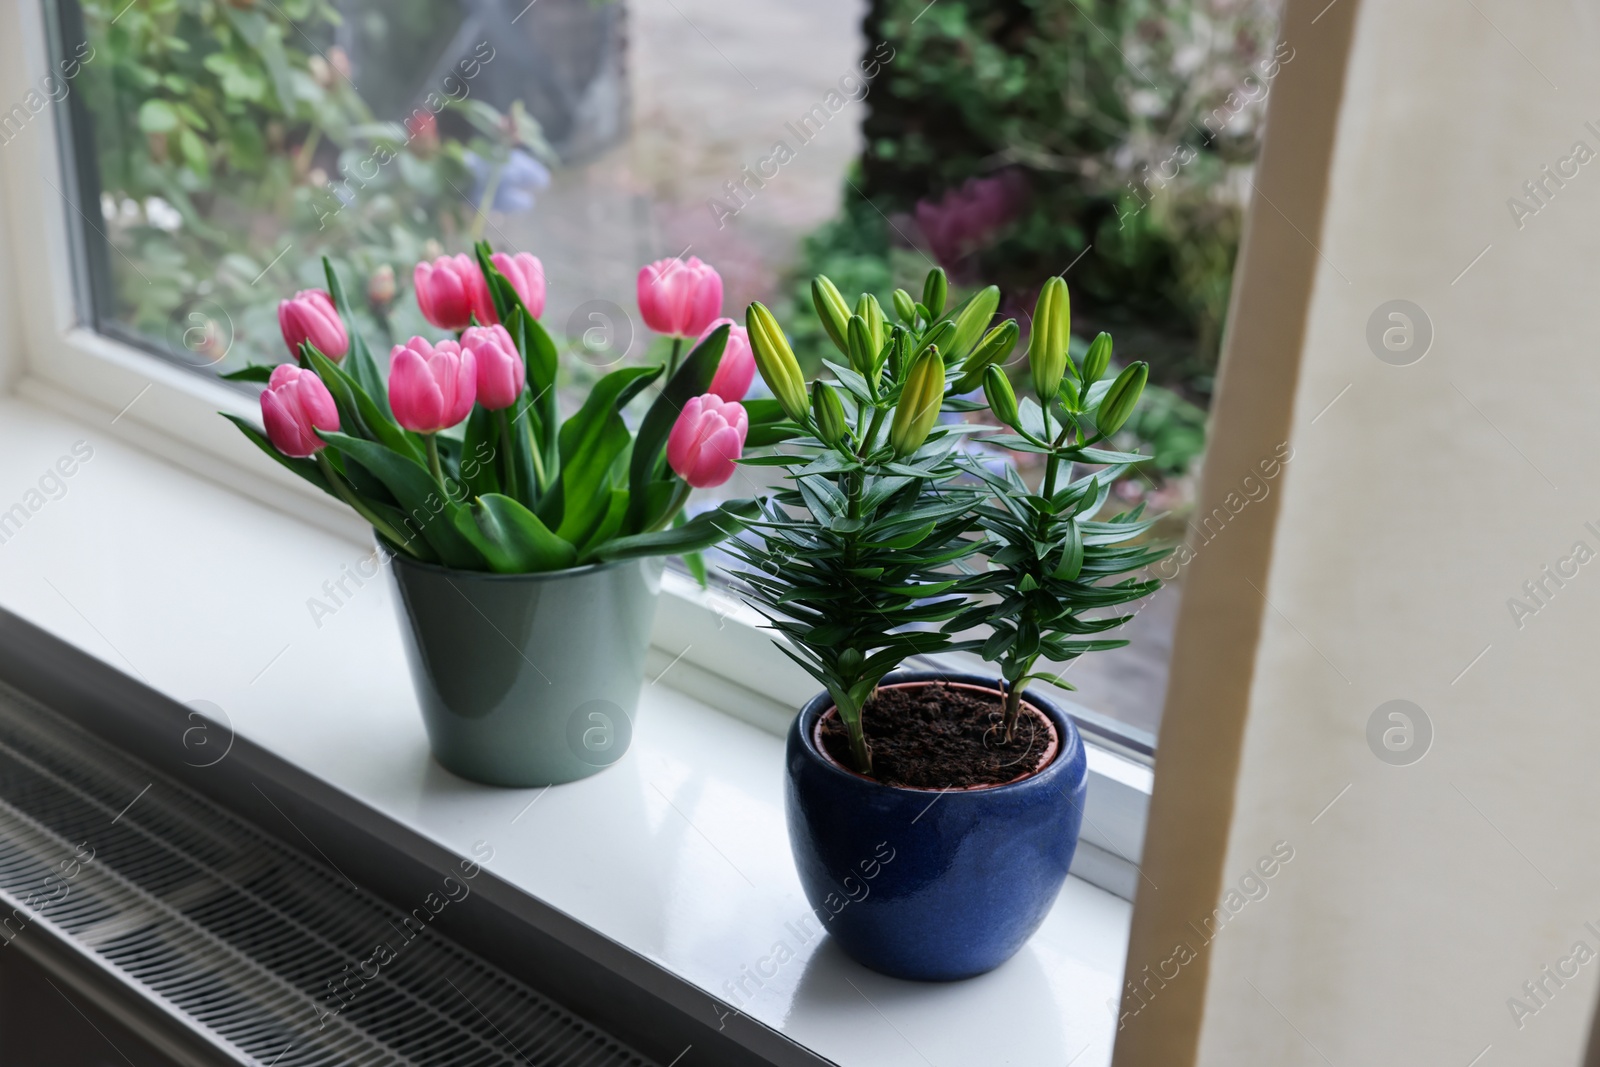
223 245 770 787
731 269 1166 979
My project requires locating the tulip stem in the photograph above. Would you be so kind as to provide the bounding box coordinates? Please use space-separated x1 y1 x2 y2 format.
495 409 519 501
666 337 684 377
425 434 446 486
524 418 549 495
650 481 692 532
315 452 415 554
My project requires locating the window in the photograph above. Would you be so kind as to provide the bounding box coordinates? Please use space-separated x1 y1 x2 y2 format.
38 0 1284 749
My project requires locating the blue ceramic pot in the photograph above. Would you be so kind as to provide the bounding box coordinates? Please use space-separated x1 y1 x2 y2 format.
785 670 1087 981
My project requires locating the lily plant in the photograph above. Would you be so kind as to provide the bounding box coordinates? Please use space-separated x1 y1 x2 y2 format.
733 267 1168 775
223 243 773 573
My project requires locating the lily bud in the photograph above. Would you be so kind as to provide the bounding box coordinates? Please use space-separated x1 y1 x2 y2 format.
746 301 809 422
951 319 1019 394
921 267 948 319
892 288 917 325
947 285 1000 361
846 314 877 378
1097 361 1148 436
1027 275 1072 402
916 320 956 363
855 293 886 361
1082 331 1112 385
890 347 945 457
888 327 911 379
983 365 1021 431
811 276 852 357
812 383 848 446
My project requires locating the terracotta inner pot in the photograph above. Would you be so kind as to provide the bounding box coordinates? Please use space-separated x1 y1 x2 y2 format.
811 680 1062 792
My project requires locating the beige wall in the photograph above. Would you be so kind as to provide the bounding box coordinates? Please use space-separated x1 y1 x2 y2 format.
1120 0 1600 1063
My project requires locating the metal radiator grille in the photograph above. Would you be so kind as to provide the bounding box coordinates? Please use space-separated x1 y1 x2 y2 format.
0 682 656 1067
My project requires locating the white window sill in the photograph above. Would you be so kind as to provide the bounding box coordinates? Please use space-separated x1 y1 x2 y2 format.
0 394 1131 1066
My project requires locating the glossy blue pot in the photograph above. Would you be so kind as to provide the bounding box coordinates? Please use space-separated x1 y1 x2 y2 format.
785 671 1087 981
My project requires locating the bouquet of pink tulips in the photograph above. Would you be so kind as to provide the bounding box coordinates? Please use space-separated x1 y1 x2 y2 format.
224 244 777 573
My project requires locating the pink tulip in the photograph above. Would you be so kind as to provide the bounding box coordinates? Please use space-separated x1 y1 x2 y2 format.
414 254 495 331
389 337 477 433
667 393 747 489
490 251 547 319
637 256 723 338
696 317 756 402
278 289 348 362
261 364 339 458
463 324 524 411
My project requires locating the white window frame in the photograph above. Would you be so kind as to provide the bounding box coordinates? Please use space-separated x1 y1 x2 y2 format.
0 0 1152 899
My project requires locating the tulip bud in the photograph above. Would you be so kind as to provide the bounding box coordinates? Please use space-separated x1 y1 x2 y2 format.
278 289 349 363
855 293 886 356
415 254 495 331
1082 331 1112 385
846 314 876 378
889 347 945 457
952 319 1019 394
811 276 852 357
639 256 723 338
463 324 524 411
389 337 477 434
812 383 848 446
983 364 1021 431
947 285 1000 361
698 317 756 402
667 393 748 489
1097 361 1148 436
746 302 809 423
491 251 547 319
892 288 917 325
921 267 948 319
261 365 339 458
1027 276 1072 402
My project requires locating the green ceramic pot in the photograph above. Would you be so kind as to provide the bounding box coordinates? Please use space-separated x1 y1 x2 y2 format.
386 551 663 787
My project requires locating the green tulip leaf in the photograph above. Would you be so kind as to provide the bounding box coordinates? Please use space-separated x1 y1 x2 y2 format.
318 431 483 568
303 344 423 463
222 413 334 497
625 325 728 532
551 364 662 540
595 498 759 561
219 364 276 383
322 257 390 416
455 493 575 573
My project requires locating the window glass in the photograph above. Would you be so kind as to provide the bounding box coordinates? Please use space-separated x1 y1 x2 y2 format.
55 0 1283 746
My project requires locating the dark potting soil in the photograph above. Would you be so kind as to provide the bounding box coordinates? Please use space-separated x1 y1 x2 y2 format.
819 683 1056 790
